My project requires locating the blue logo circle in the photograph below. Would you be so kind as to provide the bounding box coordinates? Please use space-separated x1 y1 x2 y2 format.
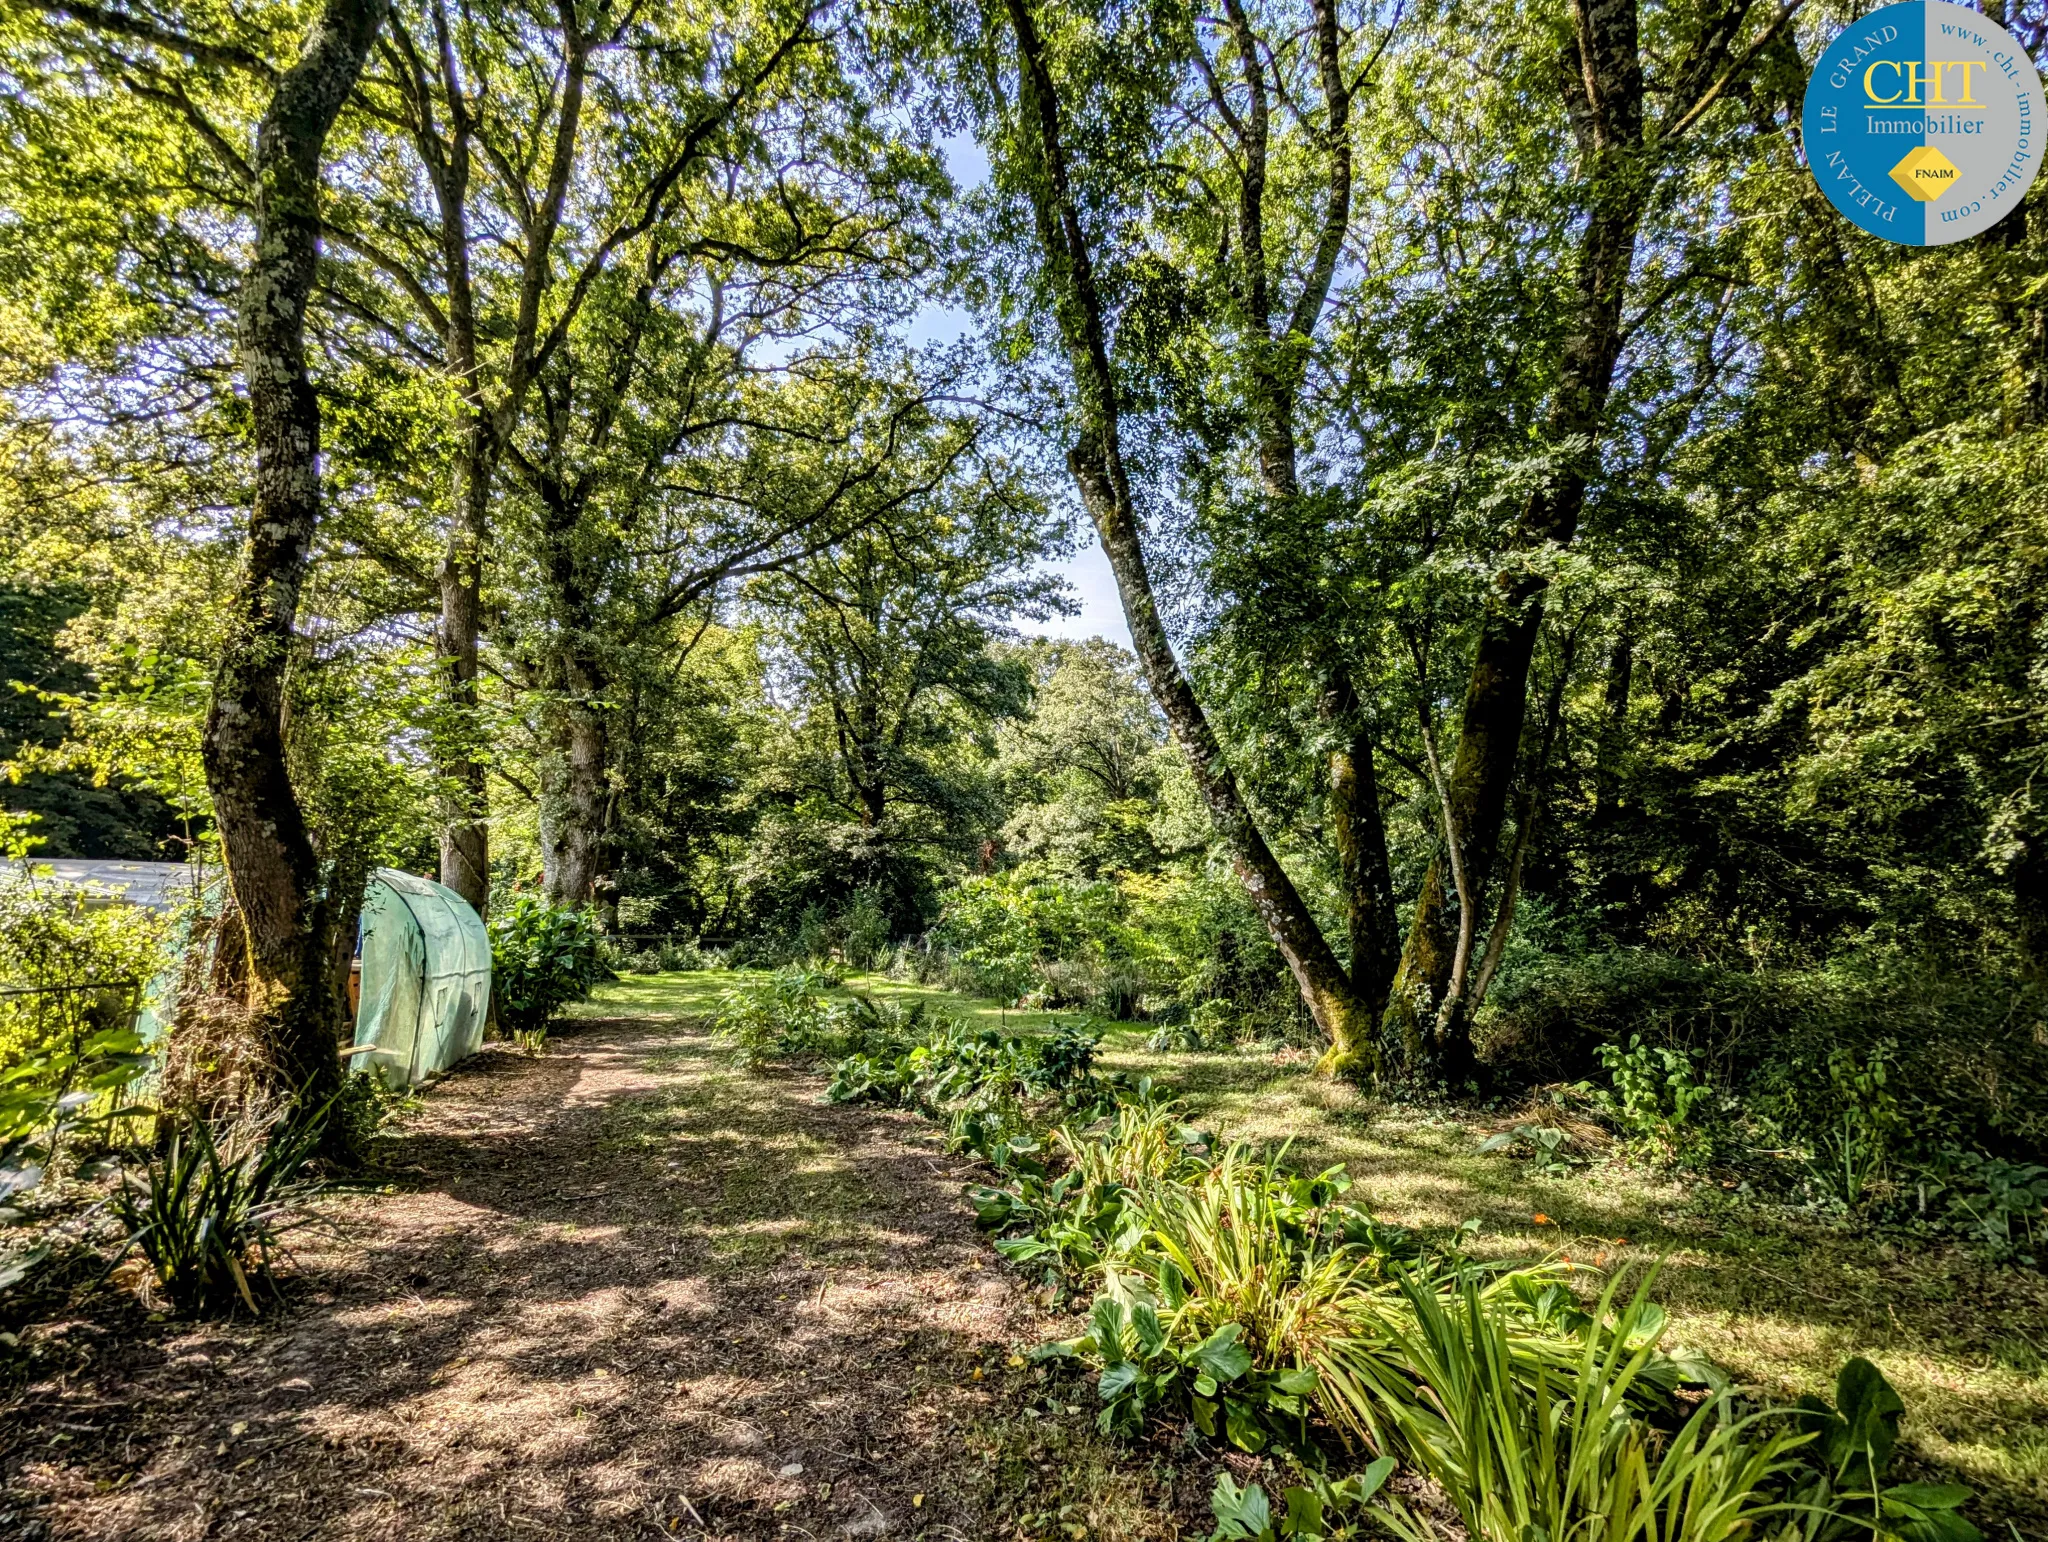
1803 1 2046 245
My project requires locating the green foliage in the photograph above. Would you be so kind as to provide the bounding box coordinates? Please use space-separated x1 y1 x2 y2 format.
1206 1462 1396 1542
1146 1020 1204 1053
714 969 834 1068
0 585 184 857
1475 1123 1582 1178
0 863 169 1072
1487 955 2046 1254
1066 1294 1324 1453
109 1098 333 1317
827 1014 1112 1158
1368 1270 1807 1542
487 894 607 1036
1785 1358 1984 1542
1581 1036 1721 1168
1808 1045 1909 1210
0 854 162 1244
1923 1148 2048 1267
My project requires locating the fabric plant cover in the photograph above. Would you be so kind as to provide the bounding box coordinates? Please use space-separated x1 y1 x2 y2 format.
352 868 491 1089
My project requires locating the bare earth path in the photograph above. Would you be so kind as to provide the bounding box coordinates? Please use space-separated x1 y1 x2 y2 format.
1 1008 1172 1541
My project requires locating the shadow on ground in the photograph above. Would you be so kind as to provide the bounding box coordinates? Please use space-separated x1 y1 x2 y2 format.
0 1014 1167 1542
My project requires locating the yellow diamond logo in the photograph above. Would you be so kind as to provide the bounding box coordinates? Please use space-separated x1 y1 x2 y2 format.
1890 145 1961 202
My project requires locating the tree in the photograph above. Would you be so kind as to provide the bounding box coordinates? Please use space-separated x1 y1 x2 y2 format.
998 639 1170 878
199 0 386 1106
744 450 1065 931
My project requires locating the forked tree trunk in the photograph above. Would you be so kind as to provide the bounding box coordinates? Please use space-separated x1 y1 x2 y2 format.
200 0 387 1110
999 0 1378 1076
1380 0 1651 1085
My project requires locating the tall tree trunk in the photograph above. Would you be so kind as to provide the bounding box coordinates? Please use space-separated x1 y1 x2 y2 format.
540 653 607 905
437 428 492 909
200 0 386 1109
999 0 1377 1076
1324 675 1398 1008
1215 0 1399 1030
1380 0 1649 1084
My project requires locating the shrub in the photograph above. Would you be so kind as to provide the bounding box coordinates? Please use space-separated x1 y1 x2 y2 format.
109 1097 332 1316
1368 1270 1808 1542
1579 1036 1721 1168
1479 952 2047 1157
839 890 891 972
1147 1021 1205 1053
658 937 712 972
827 1014 1117 1160
714 969 834 1067
487 894 607 1035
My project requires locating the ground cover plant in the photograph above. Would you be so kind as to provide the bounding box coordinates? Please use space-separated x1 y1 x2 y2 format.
672 968 2046 1532
704 969 1996 1540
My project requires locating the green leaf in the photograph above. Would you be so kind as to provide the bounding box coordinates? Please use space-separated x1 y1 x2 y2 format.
1091 1297 1128 1365
1190 1323 1252 1384
1330 1455 1398 1505
1130 1301 1167 1358
1223 1395 1268 1452
1282 1486 1325 1538
1832 1357 1905 1476
1098 1361 1139 1402
1888 1509 1985 1542
1208 1475 1272 1539
1884 1483 1973 1511
966 1186 1015 1228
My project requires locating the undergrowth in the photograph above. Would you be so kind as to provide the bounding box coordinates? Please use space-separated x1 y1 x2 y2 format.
774 1011 1995 1542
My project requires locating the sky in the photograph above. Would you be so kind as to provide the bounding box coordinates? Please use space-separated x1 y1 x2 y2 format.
902 135 1136 652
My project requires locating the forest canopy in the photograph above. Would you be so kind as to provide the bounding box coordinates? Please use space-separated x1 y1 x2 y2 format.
0 0 2041 1128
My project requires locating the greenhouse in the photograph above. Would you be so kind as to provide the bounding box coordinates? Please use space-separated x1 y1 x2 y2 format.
350 868 492 1090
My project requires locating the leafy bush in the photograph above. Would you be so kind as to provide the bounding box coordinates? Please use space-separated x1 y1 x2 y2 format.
714 969 833 1067
1147 1020 1205 1053
1579 1036 1721 1167
487 894 607 1036
1070 1294 1323 1452
109 1097 332 1316
1367 1269 1808 1542
1206 1463 1395 1542
1480 952 2048 1161
937 872 1159 1012
659 937 714 972
839 890 891 972
1926 1148 2048 1265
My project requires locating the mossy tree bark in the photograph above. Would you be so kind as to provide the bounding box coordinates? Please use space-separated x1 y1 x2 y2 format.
200 0 387 1109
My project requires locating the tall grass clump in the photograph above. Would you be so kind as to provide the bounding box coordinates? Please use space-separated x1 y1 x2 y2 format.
109 1096 333 1316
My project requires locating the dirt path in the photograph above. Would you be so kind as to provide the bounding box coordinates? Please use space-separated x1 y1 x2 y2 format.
1 1011 1181 1541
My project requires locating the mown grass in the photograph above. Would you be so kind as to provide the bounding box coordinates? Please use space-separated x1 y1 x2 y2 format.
572 968 2048 1528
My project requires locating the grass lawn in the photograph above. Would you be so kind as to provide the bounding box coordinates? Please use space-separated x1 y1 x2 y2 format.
577 968 2048 1530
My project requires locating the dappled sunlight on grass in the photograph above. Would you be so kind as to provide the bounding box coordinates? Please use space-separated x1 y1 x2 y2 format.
581 968 2048 1518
